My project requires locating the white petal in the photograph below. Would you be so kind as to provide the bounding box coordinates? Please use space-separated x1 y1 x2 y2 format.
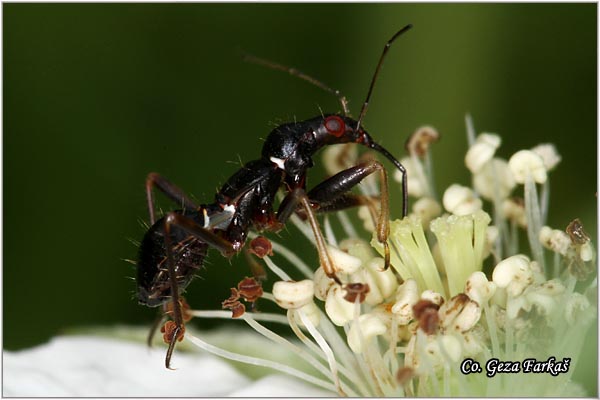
4 336 249 397
227 374 336 397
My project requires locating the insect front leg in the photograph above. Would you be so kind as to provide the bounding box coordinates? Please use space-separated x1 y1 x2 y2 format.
306 160 393 270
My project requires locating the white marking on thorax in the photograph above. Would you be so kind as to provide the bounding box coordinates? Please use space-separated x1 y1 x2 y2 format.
203 204 236 230
202 208 210 228
269 156 286 170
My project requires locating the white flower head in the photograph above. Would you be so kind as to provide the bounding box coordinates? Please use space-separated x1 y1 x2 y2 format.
325 285 355 326
394 156 426 197
509 149 547 184
75 116 594 398
347 313 387 353
472 157 516 200
465 132 501 173
442 184 483 215
391 278 419 324
492 254 534 297
272 280 314 309
411 197 442 228
531 143 561 171
465 271 497 305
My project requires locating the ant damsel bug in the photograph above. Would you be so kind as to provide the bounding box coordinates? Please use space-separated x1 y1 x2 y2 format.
136 24 412 369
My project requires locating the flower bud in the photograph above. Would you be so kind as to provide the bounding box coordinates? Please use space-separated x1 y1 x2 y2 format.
325 286 355 326
412 197 442 228
539 226 571 256
406 334 462 371
462 326 487 357
442 184 482 216
531 143 561 171
465 271 496 304
483 226 499 260
351 258 398 306
347 313 387 353
292 301 321 328
508 150 547 184
394 157 426 197
391 279 419 324
579 242 594 262
492 255 534 297
465 133 501 173
313 267 334 301
327 245 362 274
273 280 314 309
339 238 375 264
406 126 440 157
421 290 444 306
322 143 357 176
565 293 591 325
526 280 565 316
358 206 375 232
502 197 527 227
472 158 516 200
438 293 481 332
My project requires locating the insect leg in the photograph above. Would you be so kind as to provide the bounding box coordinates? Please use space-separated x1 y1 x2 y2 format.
165 212 237 257
306 160 392 270
146 172 199 224
160 212 239 369
277 188 342 285
308 193 381 225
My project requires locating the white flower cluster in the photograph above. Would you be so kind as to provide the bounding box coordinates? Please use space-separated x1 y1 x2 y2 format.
184 117 595 397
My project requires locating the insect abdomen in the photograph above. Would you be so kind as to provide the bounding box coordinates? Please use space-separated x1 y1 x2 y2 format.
137 211 208 307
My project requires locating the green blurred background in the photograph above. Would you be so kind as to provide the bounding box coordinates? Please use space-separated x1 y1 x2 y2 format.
4 3 596 394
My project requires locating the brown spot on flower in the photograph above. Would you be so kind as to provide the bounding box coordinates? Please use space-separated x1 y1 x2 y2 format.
222 287 240 308
566 218 589 245
249 236 274 258
512 196 525 207
412 299 440 319
230 302 246 318
343 283 370 303
465 280 472 292
396 366 415 385
238 277 264 303
161 320 185 344
441 293 469 318
419 308 440 335
413 299 440 335
222 278 263 317
405 126 440 157
222 287 244 317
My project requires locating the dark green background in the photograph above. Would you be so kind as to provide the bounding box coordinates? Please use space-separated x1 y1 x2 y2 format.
4 3 597 394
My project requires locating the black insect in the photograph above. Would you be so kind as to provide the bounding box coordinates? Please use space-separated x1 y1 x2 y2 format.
137 25 412 369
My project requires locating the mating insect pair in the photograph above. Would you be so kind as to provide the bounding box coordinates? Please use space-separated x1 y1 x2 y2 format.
136 24 413 369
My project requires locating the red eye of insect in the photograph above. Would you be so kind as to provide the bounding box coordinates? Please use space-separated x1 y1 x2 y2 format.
324 115 346 137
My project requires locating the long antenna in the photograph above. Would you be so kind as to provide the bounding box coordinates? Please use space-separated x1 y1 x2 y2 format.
241 51 350 115
356 24 413 131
